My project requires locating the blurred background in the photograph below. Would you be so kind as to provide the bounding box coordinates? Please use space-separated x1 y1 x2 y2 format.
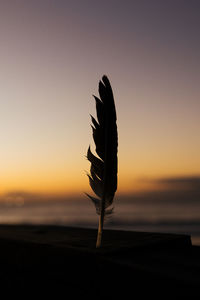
0 0 199 244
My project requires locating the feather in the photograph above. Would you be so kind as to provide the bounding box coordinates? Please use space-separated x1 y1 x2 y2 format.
86 75 118 248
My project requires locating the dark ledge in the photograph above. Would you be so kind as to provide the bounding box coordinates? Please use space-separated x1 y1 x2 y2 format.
0 225 198 298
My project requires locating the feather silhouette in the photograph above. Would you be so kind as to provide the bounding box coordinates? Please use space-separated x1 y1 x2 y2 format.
86 75 118 248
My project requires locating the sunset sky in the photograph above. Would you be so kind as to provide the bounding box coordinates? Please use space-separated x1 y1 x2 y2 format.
0 0 200 198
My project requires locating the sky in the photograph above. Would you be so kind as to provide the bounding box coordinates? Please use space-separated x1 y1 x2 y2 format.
0 0 200 199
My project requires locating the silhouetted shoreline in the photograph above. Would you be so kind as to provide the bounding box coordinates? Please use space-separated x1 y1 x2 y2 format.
0 225 199 297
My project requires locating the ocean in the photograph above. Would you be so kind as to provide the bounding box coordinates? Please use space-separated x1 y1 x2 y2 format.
0 196 200 245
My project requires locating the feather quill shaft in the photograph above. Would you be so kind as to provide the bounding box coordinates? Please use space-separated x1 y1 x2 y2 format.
86 75 118 248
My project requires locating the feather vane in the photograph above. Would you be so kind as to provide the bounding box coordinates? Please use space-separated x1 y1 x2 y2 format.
86 75 118 247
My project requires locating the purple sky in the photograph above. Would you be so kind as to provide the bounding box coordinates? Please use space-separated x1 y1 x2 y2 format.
0 0 199 196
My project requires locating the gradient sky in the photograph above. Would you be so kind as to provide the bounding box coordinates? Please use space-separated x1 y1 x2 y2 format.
0 0 200 197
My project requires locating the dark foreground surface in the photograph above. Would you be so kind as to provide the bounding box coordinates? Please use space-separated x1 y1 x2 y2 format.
0 225 199 298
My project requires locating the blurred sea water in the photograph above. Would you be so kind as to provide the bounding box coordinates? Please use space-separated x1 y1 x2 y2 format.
0 196 199 245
